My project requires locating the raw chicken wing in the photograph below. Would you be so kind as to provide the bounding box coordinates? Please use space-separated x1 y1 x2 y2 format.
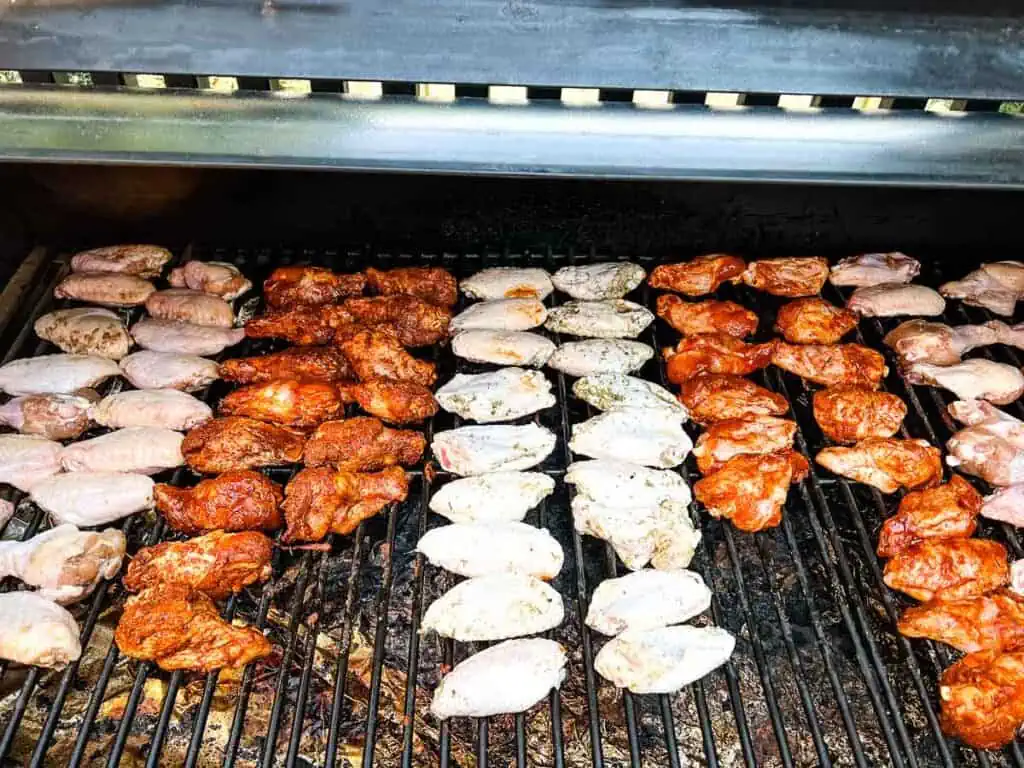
565 460 692 507
145 288 235 328
573 374 687 419
829 252 920 287
31 472 154 526
54 272 154 307
421 573 563 641
907 359 1024 405
90 389 212 431
939 649 1024 749
417 522 563 580
877 475 983 557
883 320 998 366
741 257 829 297
0 434 63 491
772 342 887 389
365 265 457 307
883 539 1008 602
263 265 365 308
586 569 710 636
656 295 757 338
451 330 555 367
595 626 735 694
219 379 344 428
898 591 1024 654
815 438 941 493
155 471 283 534
663 334 775 384
119 350 219 391
570 409 692 469
0 592 80 668
281 466 408 542
846 283 945 317
244 305 356 346
941 262 1024 316
0 354 119 396
168 260 251 299
551 262 645 300
429 472 555 524
694 450 808 532
432 424 556 475
339 326 437 386
70 244 170 278
35 308 131 359
546 339 653 377
303 417 425 471
774 298 857 344
0 393 93 440
347 378 438 425
982 485 1024 527
986 320 1024 350
182 417 305 473
544 299 653 339
460 268 553 300
343 295 451 346
692 415 796 475
647 254 745 296
219 346 352 385
677 374 788 425
812 386 907 443
436 367 554 422
131 318 244 356
61 427 184 475
947 421 1024 488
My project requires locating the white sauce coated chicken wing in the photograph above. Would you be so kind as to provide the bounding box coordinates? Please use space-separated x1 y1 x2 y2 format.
449 299 547 332
460 268 554 300
429 471 555 523
570 410 692 468
435 367 555 422
547 339 654 377
0 592 81 668
586 569 711 636
451 330 555 367
551 262 646 300
573 374 687 419
0 354 119 396
417 522 563 580
30 471 154 526
431 424 556 475
564 460 692 507
89 389 212 431
545 299 653 339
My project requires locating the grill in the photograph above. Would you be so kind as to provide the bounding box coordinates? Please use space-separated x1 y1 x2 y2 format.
0 245 1018 767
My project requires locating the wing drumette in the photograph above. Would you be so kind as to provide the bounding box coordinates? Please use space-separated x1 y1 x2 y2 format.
877 475 982 557
365 266 458 307
155 471 284 534
303 417 426 471
219 346 353 385
663 334 775 384
264 265 365 308
218 379 346 428
182 417 305 473
282 466 409 542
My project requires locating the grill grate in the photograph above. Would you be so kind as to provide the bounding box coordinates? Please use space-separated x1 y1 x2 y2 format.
0 246 1020 766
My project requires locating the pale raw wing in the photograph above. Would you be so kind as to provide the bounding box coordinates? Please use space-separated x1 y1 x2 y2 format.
828 252 920 287
435 368 555 422
431 424 556 475
34 308 131 360
573 374 688 420
460 268 554 300
551 262 646 300
430 638 567 719
547 339 654 377
168 261 251 299
417 522 563 580
421 573 564 641
90 389 212 431
883 320 998 366
61 427 184 475
450 299 547 332
570 410 692 468
940 269 1020 316
119 351 220 391
545 300 653 339
586 569 711 635
145 289 235 328
70 244 171 278
565 460 692 507
983 261 1024 292
451 330 555 367
0 393 94 440
30 471 154 526
907 359 1024 405
0 434 63 491
981 486 1024 527
847 283 946 317
0 354 119 396
594 626 735 694
54 273 155 307
1012 559 1024 597
429 472 555 523
130 318 244 356
0 592 81 668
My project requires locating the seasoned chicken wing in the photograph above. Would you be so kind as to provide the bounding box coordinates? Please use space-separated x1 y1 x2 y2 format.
647 254 745 296
263 265 365 308
947 417 1024 488
281 466 409 542
693 450 809 532
54 272 155 307
303 417 425 471
772 342 887 389
339 327 437 386
365 266 457 307
124 530 272 599
245 305 357 346
774 298 857 345
451 330 555 368
877 475 983 557
70 244 170 278
741 257 829 297
546 339 653 377
451 299 547 333
847 283 945 317
595 625 734 694
343 295 451 346
115 583 271 671
35 308 131 359
0 434 62 491
421 574 563 641
220 346 353 385
693 415 797 475
545 300 653 339
146 288 235 329
181 417 305 473
828 252 920 287
812 386 907 444
155 471 283 534
939 649 1024 749
898 591 1024 654
218 379 345 428
60 426 184 475
551 262 646 301
31 472 154 527
346 378 438 425
815 438 941 493
0 393 94 440
664 334 775 384
168 260 251 299
986 319 1024 351
883 539 1008 602
677 374 789 425
656 295 757 338
906 359 1024 406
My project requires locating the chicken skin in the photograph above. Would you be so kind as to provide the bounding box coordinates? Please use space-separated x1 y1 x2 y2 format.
115 583 271 671
655 296 757 338
940 650 1024 750
663 334 775 384
772 342 888 389
303 417 426 471
741 257 829 297
677 374 789 425
812 386 907 444
346 379 438 425
877 475 983 558
282 466 409 542
883 320 998 366
694 450 809 532
181 417 305 473
774 298 858 345
263 265 366 308
647 254 746 296
815 438 941 493
220 346 354 385
124 530 273 599
339 327 437 386
245 305 357 346
155 471 283 535
692 416 797 475
365 266 458 307
218 379 346 428
343 295 451 347
898 591 1024 654
883 539 1009 602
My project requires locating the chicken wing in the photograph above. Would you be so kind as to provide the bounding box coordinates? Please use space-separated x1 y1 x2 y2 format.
460 267 554 301
898 591 1024 654
551 262 646 300
545 300 653 339
677 374 789 425
119 351 219 392
303 417 425 471
131 318 245 356
0 393 94 440
647 254 745 296
0 434 62 491
346 379 438 425
70 244 170 278
339 327 437 386
941 262 1024 316
986 319 1024 351
168 260 251 299
0 354 119 396
451 330 555 367
35 308 131 360
31 472 154 527
906 359 1024 406
883 539 1008 602
60 426 184 475
877 475 983 557
155 471 283 534
365 266 457 307
546 339 653 377
663 334 775 384
741 257 829 297
181 417 305 473
0 592 80 668
263 265 365 308
89 389 212 431
883 320 998 366
774 298 857 345
692 416 797 475
281 466 409 542
220 346 352 385
812 386 907 444
54 273 155 307
124 530 272 599
693 450 808 532
982 485 1024 527
656 296 757 338
939 649 1024 749
846 283 945 317
343 295 451 346
218 379 345 428
450 299 547 333
772 342 888 389
115 583 271 671
245 305 357 346
828 252 920 287
815 438 941 493
145 289 235 328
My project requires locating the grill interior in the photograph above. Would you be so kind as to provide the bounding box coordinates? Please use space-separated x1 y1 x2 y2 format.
0 245 1021 767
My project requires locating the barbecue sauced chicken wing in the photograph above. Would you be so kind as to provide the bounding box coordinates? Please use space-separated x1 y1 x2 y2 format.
263 265 366 309
692 416 797 475
877 475 983 558
182 417 305 473
339 327 437 386
365 266 458 307
812 386 907 444
663 334 776 384
898 590 1024 654
155 471 284 534
343 295 451 347
883 538 1009 602
815 438 941 493
115 583 271 672
741 257 829 297
220 346 353 385
693 450 809 532
303 417 426 471
677 374 789 425
655 296 757 338
245 304 357 346
124 530 273 599
282 466 409 542
647 254 746 296
772 342 888 389
774 298 858 345
940 649 1024 749
218 379 346 428
344 379 438 425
